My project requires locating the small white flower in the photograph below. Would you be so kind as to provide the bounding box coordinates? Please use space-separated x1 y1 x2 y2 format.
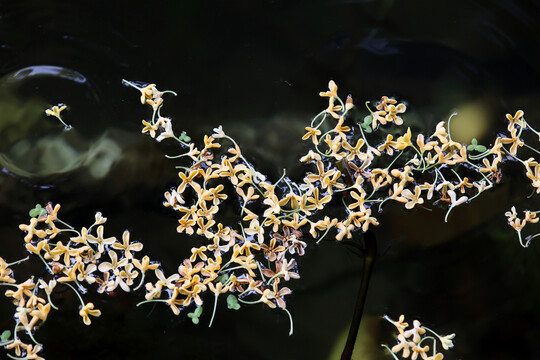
439 333 455 350
447 189 468 207
252 169 266 184
156 118 175 142
94 212 107 225
212 125 225 138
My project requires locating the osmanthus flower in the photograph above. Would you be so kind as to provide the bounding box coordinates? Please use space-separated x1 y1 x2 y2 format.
177 216 197 235
319 80 338 98
178 168 204 193
267 281 292 309
79 302 101 325
287 237 307 256
190 246 208 262
309 216 338 238
399 186 424 210
523 163 540 194
5 338 28 357
5 278 35 306
141 120 158 138
302 126 322 145
196 200 219 220
196 218 216 239
45 104 67 118
133 255 159 274
454 177 474 193
25 239 50 256
321 171 345 195
237 185 260 203
232 254 258 277
278 192 301 210
242 219 264 244
98 250 129 275
505 109 525 131
300 149 322 162
240 240 263 258
336 221 355 241
306 187 332 211
57 262 79 283
378 134 398 155
163 189 185 210
433 121 449 143
333 116 351 140
156 116 175 142
116 263 139 291
348 189 367 211
86 225 116 253
446 190 469 207
505 206 526 231
384 103 406 125
19 218 47 243
0 257 16 283
371 109 388 129
29 302 52 326
22 343 45 360
77 263 98 284
416 134 438 152
395 127 413 150
111 230 143 259
324 134 346 160
260 238 287 262
326 94 343 119
371 168 392 189
282 213 308 230
137 83 157 104
179 282 206 307
342 138 366 161
38 279 57 297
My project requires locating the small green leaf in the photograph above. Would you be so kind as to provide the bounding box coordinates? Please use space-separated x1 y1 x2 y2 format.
471 138 478 146
184 136 191 142
29 204 47 218
363 115 372 125
227 295 241 310
467 144 475 151
217 274 229 284
1 330 11 342
476 145 487 152
187 315 200 324
187 306 203 324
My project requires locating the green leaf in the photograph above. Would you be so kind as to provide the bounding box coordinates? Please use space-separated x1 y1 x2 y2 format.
187 306 203 324
471 138 478 146
217 274 229 284
467 144 475 151
227 295 241 310
476 145 487 152
363 115 372 125
29 204 47 218
1 330 11 342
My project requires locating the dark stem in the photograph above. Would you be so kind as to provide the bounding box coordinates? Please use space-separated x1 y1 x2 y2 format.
340 230 377 360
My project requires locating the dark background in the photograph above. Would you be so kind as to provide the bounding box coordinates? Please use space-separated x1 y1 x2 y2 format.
1 1 540 359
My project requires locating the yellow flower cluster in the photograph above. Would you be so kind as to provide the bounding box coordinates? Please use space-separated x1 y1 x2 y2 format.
497 110 540 247
4 77 540 359
382 314 455 360
1 203 159 359
127 81 302 326
123 78 540 328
